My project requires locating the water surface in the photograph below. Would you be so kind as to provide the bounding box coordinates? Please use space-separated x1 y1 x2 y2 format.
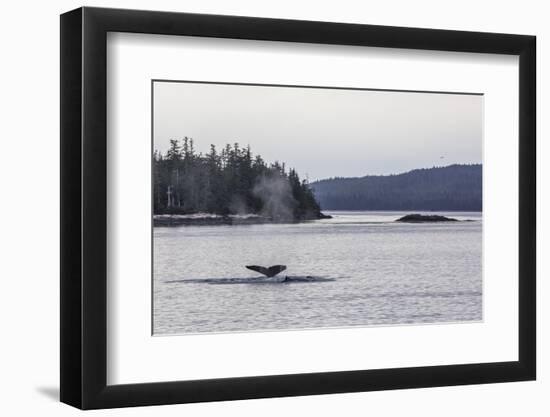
153 211 482 335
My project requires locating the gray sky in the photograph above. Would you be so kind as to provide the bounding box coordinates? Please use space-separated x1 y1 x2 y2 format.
153 81 482 181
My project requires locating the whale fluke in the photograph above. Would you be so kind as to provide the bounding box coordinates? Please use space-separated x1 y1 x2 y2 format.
245 265 287 277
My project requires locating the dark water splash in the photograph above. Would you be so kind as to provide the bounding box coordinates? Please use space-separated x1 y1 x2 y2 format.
165 276 335 285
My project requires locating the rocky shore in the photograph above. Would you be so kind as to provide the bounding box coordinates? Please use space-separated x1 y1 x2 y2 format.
154 212 332 226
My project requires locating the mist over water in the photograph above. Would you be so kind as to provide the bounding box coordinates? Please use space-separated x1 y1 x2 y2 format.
153 211 482 335
253 173 296 220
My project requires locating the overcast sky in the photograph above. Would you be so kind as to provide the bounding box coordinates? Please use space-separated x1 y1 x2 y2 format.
153 81 482 182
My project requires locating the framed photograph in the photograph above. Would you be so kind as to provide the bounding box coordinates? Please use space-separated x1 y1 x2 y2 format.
60 7 536 409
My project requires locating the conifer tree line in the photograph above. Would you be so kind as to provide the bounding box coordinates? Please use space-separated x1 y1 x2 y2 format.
311 164 482 211
153 137 323 220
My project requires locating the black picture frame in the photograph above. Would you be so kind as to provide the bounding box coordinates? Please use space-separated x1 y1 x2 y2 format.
60 6 536 410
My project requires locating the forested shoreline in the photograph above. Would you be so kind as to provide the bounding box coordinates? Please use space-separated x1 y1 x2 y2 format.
153 138 481 226
153 138 324 221
311 164 482 211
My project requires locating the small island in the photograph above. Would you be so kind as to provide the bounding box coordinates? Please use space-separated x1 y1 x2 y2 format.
153 138 330 226
395 214 459 223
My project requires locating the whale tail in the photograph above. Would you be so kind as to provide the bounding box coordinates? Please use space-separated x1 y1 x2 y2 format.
245 265 287 277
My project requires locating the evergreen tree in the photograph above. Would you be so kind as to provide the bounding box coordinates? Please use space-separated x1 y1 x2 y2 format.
153 139 324 220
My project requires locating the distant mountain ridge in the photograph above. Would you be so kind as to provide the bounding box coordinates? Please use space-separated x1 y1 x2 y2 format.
311 164 482 211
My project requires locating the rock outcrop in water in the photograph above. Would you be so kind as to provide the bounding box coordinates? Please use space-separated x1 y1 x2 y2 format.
396 214 458 223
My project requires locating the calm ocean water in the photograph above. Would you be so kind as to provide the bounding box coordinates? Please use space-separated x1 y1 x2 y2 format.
153 211 482 335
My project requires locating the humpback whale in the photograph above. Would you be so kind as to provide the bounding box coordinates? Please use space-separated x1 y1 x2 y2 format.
245 265 287 278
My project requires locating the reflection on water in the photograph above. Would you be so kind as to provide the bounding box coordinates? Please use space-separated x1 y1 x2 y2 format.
153 211 482 335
